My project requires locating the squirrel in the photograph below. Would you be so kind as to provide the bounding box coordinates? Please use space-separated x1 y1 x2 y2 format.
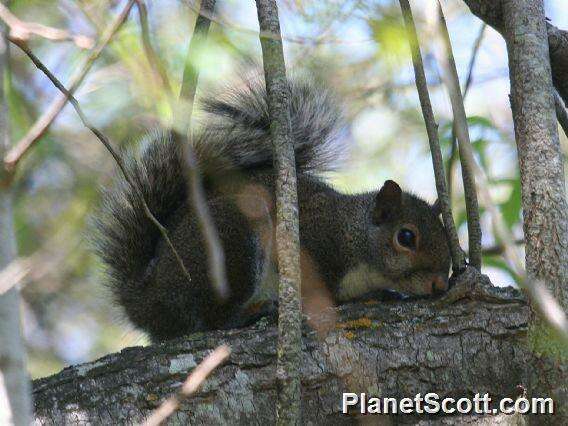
93 74 451 342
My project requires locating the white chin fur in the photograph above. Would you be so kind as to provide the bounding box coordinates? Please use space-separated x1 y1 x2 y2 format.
336 263 395 301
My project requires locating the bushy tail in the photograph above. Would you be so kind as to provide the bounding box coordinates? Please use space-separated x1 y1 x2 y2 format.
93 132 187 298
194 74 346 174
93 75 346 300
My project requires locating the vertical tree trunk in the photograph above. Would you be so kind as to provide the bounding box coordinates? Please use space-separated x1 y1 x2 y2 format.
502 0 568 310
502 2 568 420
0 13 32 426
256 0 302 424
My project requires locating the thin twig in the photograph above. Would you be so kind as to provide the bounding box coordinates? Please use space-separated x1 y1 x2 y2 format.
482 238 524 256
0 257 30 296
554 90 568 137
463 26 486 99
0 3 94 49
398 0 466 272
177 0 229 300
11 37 195 287
184 0 372 46
437 2 482 270
3 0 137 173
256 0 303 423
184 144 229 300
142 345 231 426
447 24 486 196
134 1 174 102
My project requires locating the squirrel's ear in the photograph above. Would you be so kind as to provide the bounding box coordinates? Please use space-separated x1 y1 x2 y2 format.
432 198 443 217
373 180 402 223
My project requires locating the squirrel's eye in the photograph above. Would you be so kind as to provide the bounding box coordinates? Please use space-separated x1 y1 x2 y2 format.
396 228 416 250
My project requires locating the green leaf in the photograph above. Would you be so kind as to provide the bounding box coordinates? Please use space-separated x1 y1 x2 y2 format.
500 178 522 229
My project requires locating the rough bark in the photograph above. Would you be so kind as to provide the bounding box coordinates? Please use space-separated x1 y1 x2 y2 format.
500 3 568 422
32 271 565 425
502 0 568 310
256 0 303 424
0 11 32 426
462 0 568 106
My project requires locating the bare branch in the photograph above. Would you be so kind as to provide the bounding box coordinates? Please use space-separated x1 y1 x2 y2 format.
178 0 217 127
447 24 486 197
184 148 229 300
443 0 568 348
462 0 568 106
177 0 229 300
463 25 486 98
134 1 173 102
482 238 523 256
436 3 482 270
398 0 466 273
184 0 372 46
0 256 31 296
2 0 137 173
436 9 568 341
0 3 94 49
11 37 195 290
142 345 230 426
255 0 303 423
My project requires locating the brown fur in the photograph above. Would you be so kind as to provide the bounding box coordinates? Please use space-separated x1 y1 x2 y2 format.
93 76 450 342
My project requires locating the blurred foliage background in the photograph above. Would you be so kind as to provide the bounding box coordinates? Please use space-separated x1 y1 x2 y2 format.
4 0 567 378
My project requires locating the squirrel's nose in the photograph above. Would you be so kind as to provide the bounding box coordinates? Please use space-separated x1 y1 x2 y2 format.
430 274 449 295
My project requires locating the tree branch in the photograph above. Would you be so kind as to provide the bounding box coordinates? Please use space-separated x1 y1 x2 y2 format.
462 0 568 106
482 238 523 256
502 0 568 312
32 271 568 423
142 345 230 426
176 0 229 300
436 3 482 270
134 0 173 104
398 0 466 273
183 0 372 46
2 0 137 174
10 37 196 295
177 0 215 130
447 24 486 199
255 0 302 423
0 3 94 49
